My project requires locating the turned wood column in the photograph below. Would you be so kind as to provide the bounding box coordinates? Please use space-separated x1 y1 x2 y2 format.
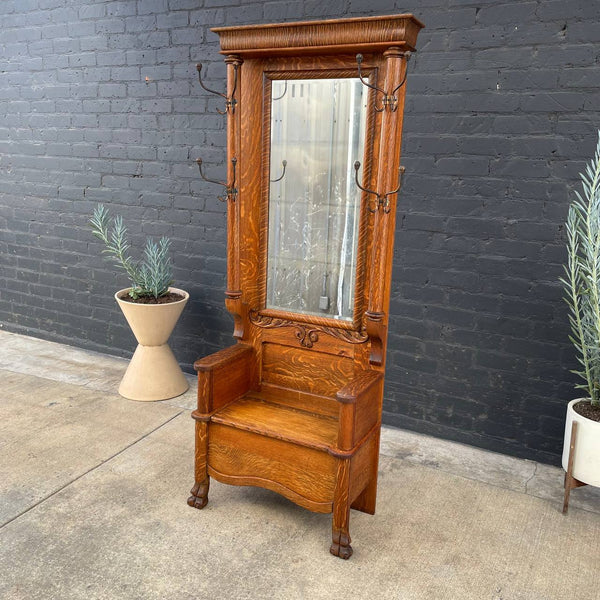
366 47 409 366
223 54 245 338
224 54 242 299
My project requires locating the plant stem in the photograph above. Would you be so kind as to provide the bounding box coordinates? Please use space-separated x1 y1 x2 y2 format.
567 213 594 401
584 147 600 405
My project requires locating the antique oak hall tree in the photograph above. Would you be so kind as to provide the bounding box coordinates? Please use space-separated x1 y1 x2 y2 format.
189 15 423 559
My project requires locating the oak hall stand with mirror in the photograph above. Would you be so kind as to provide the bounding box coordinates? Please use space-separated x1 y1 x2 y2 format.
189 15 423 559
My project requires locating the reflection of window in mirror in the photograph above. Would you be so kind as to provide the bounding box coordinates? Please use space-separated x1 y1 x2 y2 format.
267 78 368 321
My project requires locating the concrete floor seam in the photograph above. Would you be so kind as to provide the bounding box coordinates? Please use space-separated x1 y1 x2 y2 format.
0 409 185 530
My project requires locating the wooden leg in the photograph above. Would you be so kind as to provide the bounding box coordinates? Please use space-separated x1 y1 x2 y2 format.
563 421 586 514
188 421 210 510
188 477 210 509
330 458 352 559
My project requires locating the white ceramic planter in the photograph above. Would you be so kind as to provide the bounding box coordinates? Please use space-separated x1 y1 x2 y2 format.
562 398 600 487
115 287 189 402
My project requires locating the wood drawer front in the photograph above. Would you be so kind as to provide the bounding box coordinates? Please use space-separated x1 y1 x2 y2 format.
208 423 336 512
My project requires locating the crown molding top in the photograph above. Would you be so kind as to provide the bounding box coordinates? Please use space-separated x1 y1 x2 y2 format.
212 14 425 57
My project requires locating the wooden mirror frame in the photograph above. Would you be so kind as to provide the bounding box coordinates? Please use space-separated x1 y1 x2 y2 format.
257 67 378 332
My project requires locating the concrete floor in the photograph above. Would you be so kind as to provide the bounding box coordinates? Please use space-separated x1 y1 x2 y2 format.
1 330 600 600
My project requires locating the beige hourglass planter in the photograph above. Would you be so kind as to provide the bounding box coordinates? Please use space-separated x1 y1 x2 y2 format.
115 287 189 401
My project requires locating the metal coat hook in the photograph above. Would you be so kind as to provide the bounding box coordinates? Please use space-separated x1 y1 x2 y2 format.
354 161 405 213
196 63 238 115
270 160 287 183
196 157 238 202
356 52 411 112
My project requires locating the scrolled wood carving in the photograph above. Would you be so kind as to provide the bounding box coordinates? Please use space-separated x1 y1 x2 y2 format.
249 310 368 348
322 326 369 345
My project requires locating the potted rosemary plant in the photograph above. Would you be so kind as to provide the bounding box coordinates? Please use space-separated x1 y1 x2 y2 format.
560 131 600 496
90 204 189 401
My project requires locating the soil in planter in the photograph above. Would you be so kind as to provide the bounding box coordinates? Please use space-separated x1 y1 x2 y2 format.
118 292 185 304
573 400 600 423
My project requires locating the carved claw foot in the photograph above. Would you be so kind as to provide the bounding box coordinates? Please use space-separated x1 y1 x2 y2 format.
330 531 353 559
188 479 209 509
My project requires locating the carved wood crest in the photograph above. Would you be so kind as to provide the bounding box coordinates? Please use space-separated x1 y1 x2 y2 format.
249 309 368 348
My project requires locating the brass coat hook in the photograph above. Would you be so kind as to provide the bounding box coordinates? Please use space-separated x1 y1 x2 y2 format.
196 63 238 114
196 157 238 202
354 161 405 213
270 160 287 183
356 53 411 112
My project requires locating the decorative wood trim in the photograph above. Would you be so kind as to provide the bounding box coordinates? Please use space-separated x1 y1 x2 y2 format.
355 60 379 331
249 309 368 348
259 308 355 330
257 74 271 316
225 55 243 296
328 422 379 458
224 54 245 337
258 64 379 331
364 47 408 365
265 68 368 80
208 466 333 514
213 14 424 57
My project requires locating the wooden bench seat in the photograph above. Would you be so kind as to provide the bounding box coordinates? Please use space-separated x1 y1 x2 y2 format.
211 392 339 452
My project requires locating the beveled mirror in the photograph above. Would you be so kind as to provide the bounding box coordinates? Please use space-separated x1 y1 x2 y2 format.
266 76 368 321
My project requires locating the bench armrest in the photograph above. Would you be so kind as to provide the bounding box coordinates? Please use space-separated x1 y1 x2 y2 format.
194 344 253 414
194 343 252 372
336 370 383 451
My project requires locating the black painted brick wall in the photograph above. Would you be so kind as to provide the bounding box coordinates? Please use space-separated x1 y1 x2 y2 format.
1 0 599 464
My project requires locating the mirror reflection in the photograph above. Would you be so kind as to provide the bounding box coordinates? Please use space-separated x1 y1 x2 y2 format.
267 77 367 320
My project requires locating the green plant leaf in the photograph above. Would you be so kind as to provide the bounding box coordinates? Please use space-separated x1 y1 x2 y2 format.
89 204 175 299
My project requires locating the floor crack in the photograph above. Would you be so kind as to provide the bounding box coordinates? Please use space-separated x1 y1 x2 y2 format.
0 410 185 530
524 461 538 494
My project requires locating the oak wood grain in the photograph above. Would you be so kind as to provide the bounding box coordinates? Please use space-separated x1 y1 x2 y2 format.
261 343 355 397
258 326 356 359
194 343 252 372
208 424 336 510
213 14 424 57
195 344 253 414
188 420 210 509
190 14 422 559
211 396 338 451
330 457 352 558
253 383 339 418
336 370 382 404
350 428 380 515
